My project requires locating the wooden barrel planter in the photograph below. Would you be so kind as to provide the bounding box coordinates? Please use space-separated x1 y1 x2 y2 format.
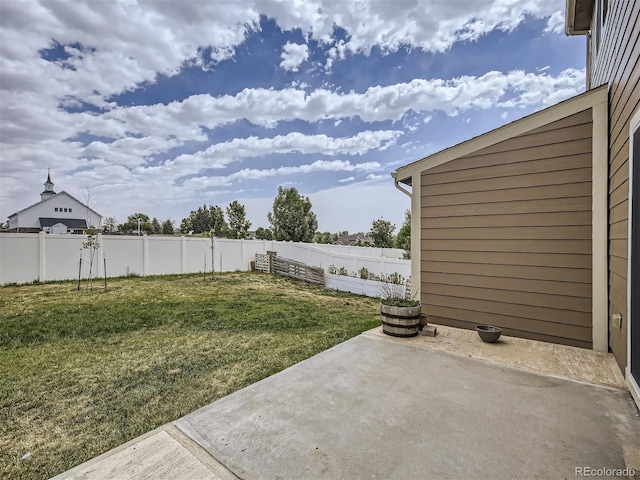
380 303 422 337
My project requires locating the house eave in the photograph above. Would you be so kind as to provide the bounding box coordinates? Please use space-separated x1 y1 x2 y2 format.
565 0 594 36
391 172 411 186
394 85 608 180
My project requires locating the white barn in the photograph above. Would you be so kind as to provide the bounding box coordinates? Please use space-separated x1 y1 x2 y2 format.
8 172 102 234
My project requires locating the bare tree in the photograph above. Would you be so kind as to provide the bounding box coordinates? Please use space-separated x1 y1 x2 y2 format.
82 188 101 290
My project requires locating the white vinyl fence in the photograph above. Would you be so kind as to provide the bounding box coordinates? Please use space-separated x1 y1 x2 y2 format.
0 233 409 285
325 273 411 298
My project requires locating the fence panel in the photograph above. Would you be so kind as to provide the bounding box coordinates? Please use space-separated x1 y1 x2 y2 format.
183 237 210 274
325 274 384 297
325 273 410 298
325 251 410 279
0 234 39 284
46 234 86 281
216 239 245 272
0 234 410 285
103 236 145 277
148 237 182 275
310 243 404 259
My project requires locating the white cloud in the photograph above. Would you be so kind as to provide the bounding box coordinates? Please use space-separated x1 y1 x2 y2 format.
260 0 562 56
0 65 584 222
164 130 402 179
182 159 381 191
496 68 585 108
85 68 584 142
0 1 259 107
20 67 580 187
0 1 573 156
82 135 184 169
0 0 565 112
366 174 386 180
339 176 355 183
0 0 578 229
544 11 565 35
325 39 347 71
280 42 309 72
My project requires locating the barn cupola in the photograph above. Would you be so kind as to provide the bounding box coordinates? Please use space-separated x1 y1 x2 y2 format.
40 169 56 201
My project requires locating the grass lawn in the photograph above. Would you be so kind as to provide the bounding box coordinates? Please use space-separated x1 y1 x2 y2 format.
0 272 380 480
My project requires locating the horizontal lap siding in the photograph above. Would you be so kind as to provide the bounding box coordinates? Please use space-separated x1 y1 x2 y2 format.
421 109 593 348
590 0 640 368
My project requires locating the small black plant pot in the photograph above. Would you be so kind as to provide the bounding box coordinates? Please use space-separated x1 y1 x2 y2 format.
476 325 502 343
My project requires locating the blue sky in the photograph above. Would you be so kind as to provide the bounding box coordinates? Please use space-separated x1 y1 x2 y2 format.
0 0 586 233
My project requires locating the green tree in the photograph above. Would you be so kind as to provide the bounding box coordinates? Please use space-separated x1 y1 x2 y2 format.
226 201 251 239
209 205 229 237
315 231 343 244
255 227 273 240
103 216 118 233
314 231 332 244
119 213 152 235
267 187 318 242
395 209 411 259
162 219 175 235
151 217 161 234
369 218 396 248
180 204 228 235
191 205 211 234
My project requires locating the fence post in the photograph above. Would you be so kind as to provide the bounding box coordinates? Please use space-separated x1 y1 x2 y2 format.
216 239 219 274
143 234 149 277
96 233 104 278
39 231 46 282
181 236 186 274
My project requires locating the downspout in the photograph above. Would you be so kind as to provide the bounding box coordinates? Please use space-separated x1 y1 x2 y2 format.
392 172 412 198
392 172 421 308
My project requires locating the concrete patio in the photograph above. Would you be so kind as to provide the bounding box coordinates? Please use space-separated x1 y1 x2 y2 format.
55 325 640 479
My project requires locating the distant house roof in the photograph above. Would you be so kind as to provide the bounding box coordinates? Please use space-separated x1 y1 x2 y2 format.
336 233 374 246
9 190 102 221
39 217 87 229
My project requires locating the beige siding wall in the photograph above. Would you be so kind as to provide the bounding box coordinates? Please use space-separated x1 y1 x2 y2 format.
421 110 594 348
589 0 640 367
